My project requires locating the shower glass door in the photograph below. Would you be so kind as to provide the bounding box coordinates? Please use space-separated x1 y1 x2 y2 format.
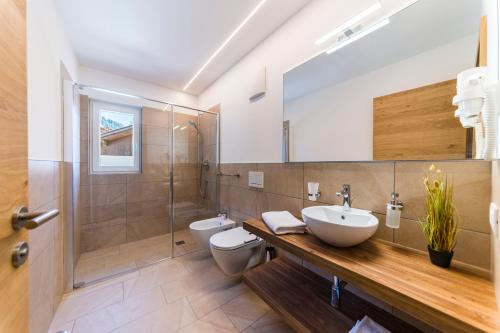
73 87 174 286
172 106 219 257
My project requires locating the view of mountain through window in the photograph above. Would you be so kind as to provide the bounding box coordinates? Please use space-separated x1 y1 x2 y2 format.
99 110 134 156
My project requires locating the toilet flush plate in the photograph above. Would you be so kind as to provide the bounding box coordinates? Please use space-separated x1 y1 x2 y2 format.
249 171 264 188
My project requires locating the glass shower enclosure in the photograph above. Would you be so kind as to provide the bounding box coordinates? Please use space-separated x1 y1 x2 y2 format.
70 85 219 286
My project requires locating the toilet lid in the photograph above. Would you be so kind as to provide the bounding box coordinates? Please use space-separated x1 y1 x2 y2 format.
210 227 261 250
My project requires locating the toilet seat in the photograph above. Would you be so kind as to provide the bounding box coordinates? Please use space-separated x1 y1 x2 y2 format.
210 227 262 251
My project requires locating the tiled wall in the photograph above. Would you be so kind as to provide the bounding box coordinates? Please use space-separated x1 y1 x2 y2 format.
28 160 65 333
219 160 491 270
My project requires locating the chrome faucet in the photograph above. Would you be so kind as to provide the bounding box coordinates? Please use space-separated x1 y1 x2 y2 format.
336 184 351 211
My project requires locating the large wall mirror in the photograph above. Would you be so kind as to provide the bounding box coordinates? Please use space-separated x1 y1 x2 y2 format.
283 0 484 162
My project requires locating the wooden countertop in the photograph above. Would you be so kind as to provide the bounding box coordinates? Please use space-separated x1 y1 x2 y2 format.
244 218 500 333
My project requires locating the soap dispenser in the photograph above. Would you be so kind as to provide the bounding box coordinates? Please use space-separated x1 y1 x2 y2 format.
386 192 403 228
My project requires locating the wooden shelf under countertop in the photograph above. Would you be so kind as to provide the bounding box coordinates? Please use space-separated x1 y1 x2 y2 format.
243 218 500 333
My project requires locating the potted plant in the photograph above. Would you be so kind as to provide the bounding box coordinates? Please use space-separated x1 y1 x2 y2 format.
419 164 458 268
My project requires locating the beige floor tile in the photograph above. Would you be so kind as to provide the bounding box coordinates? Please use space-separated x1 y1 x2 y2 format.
221 291 270 331
52 283 123 326
177 249 215 273
47 320 75 333
178 309 239 333
73 287 166 333
124 260 188 298
110 298 196 333
188 275 249 319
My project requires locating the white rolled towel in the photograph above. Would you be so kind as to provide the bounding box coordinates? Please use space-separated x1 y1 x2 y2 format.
262 211 307 235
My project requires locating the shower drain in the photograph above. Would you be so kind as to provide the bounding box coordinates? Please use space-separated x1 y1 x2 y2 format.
175 240 186 245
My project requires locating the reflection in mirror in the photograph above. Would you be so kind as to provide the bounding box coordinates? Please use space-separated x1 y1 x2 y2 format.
283 0 483 162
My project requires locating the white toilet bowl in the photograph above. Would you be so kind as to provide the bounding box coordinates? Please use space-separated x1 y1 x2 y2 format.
189 217 236 249
209 227 264 275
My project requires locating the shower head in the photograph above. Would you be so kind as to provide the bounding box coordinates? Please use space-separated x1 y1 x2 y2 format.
188 120 200 132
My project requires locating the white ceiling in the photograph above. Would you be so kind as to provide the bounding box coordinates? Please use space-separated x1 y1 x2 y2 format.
284 0 482 102
55 0 311 95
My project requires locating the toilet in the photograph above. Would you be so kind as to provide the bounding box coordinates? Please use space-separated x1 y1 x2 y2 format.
189 217 236 249
209 227 264 275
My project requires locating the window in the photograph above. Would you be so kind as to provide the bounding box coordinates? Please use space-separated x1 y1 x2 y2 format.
90 100 141 174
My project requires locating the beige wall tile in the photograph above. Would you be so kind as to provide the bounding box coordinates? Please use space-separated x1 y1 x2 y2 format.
372 213 394 242
303 162 394 214
29 160 56 210
127 200 169 224
28 160 65 333
80 139 88 163
127 182 169 203
29 200 58 262
454 229 490 269
229 186 262 218
394 218 427 252
127 217 170 242
80 224 127 252
81 184 126 207
257 163 303 198
142 107 171 127
173 179 198 203
218 184 231 212
142 124 170 146
29 244 56 333
174 163 198 182
80 95 89 117
127 144 170 183
258 193 303 217
395 160 491 233
87 203 126 225
228 210 255 225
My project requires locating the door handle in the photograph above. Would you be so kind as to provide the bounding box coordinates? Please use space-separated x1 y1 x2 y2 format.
12 206 59 230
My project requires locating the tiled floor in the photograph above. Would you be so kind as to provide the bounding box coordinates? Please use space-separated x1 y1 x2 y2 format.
75 229 201 284
50 249 295 333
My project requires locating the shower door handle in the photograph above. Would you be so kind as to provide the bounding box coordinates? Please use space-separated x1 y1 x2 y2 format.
12 206 60 230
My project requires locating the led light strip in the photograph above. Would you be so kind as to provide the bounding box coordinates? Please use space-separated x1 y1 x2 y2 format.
183 0 268 91
315 1 382 45
325 18 390 54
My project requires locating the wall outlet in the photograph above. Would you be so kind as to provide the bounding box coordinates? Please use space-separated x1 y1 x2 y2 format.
490 202 498 237
248 171 264 188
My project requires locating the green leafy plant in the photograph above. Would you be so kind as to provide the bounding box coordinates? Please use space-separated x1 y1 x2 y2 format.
419 164 458 253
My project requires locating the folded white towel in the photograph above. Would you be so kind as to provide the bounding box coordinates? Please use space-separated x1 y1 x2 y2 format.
262 211 307 235
349 316 391 333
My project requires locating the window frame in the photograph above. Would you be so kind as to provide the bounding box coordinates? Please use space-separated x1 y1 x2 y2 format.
89 99 142 174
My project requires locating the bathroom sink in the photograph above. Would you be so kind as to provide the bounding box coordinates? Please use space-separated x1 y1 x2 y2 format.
301 205 379 247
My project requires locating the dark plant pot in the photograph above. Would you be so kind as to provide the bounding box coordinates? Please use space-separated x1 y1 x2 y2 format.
427 246 454 268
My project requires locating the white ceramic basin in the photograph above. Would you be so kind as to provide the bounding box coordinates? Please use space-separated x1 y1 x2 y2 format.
301 205 379 247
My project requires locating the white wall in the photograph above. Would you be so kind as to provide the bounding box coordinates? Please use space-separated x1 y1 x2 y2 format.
285 35 477 161
198 0 417 163
28 0 80 160
79 66 199 109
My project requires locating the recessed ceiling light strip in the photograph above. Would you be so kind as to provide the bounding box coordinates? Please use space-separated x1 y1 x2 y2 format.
325 18 390 55
183 0 268 91
315 1 382 45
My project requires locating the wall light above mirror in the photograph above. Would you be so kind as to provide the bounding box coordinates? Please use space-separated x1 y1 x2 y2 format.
283 0 484 162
